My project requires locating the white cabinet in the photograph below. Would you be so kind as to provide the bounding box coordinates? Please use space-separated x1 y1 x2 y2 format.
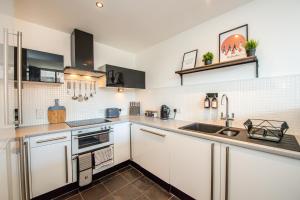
29 132 72 198
220 144 300 200
113 122 131 165
131 124 170 183
169 133 221 200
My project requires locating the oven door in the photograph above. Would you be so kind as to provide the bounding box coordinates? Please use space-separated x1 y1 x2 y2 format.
72 129 113 154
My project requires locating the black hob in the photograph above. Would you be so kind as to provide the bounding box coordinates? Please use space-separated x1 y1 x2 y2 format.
66 118 111 128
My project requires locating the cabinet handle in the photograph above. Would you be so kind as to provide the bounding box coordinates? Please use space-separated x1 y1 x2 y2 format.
211 143 214 200
140 128 166 137
16 31 23 125
65 145 69 183
36 136 67 144
22 140 30 200
225 147 230 200
3 29 9 125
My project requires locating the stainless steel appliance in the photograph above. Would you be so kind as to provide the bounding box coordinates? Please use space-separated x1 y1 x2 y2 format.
160 105 170 120
105 108 121 118
71 126 113 155
67 118 114 183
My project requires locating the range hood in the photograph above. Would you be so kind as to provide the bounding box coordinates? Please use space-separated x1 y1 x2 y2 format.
64 29 105 78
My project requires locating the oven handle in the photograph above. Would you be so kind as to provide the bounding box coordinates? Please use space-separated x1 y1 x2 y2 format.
73 131 111 139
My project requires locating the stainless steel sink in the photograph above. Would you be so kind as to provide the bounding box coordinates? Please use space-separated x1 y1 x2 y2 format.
218 128 240 137
179 123 224 134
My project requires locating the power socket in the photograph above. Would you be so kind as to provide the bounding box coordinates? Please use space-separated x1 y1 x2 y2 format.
36 109 44 120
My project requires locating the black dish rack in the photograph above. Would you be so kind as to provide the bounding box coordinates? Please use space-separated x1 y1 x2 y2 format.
244 119 289 142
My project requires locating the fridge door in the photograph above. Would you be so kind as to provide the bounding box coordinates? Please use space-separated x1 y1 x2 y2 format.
0 1 23 199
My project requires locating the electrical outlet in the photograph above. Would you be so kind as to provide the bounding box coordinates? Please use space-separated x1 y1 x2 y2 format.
36 109 44 120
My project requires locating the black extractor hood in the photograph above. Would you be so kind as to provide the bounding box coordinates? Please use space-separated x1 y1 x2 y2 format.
64 29 104 78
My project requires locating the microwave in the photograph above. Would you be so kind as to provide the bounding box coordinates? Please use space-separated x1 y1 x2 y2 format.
14 48 64 83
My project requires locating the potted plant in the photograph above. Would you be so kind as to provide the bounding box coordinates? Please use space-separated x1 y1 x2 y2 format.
202 52 214 65
244 39 259 57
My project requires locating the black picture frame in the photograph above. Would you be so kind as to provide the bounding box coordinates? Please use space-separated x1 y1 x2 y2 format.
181 49 198 70
218 24 248 62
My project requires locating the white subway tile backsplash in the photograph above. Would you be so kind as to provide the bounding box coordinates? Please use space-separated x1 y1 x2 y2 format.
136 75 300 135
21 82 136 126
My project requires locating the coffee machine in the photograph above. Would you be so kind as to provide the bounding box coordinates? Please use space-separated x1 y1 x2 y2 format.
160 105 170 120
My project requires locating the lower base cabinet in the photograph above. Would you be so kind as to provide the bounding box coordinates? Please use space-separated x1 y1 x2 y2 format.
220 144 300 200
29 133 72 198
113 122 131 165
131 124 170 183
169 133 221 200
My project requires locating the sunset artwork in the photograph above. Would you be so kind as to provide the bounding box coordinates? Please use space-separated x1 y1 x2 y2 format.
219 25 248 62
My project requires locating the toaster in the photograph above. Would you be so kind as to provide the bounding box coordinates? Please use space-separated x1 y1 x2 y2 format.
105 108 121 118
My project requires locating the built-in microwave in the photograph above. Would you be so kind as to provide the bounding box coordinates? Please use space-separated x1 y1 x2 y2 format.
14 48 64 83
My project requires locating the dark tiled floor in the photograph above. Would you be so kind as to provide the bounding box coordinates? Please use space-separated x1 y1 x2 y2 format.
54 165 179 200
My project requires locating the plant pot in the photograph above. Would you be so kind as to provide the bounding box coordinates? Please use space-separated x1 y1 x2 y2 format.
246 49 256 57
204 60 212 65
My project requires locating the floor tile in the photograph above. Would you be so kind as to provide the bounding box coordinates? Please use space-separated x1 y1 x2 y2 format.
112 184 142 200
135 195 150 200
65 194 84 200
144 185 172 200
101 194 116 200
98 171 120 183
81 183 110 200
102 174 129 192
132 176 153 192
52 190 79 200
169 195 180 200
121 168 142 182
117 165 132 173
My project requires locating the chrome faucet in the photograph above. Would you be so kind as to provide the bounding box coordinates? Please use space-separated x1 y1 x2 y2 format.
221 94 234 127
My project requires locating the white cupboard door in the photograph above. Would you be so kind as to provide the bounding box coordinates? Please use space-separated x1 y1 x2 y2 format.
131 124 170 183
113 122 130 165
220 144 300 200
170 133 221 200
30 141 72 197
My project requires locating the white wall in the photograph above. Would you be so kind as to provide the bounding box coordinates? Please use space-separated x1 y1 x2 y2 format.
135 0 300 134
13 18 137 126
136 0 300 88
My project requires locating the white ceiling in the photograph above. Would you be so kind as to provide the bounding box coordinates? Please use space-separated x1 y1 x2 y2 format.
15 0 252 53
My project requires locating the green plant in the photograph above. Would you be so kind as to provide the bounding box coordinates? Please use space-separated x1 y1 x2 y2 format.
244 39 259 51
202 52 214 62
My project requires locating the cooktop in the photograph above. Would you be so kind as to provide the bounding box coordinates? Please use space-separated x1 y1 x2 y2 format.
66 118 111 128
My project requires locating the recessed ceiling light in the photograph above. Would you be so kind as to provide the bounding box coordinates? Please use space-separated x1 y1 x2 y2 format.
96 2 103 8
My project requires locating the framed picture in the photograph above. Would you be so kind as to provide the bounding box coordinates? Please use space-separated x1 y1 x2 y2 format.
181 49 198 70
219 24 248 62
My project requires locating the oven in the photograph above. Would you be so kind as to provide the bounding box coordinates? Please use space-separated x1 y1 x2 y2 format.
71 126 113 155
71 126 114 183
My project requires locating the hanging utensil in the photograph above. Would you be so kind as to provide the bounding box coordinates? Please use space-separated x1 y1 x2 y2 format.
67 81 71 94
93 81 96 95
90 81 93 98
84 82 89 101
78 81 84 102
72 81 78 100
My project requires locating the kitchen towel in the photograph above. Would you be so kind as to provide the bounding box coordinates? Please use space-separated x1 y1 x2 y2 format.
93 145 114 169
78 152 92 187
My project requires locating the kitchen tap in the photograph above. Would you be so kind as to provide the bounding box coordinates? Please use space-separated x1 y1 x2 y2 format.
221 94 234 127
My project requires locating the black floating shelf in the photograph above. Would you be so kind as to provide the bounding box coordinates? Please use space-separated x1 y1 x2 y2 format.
175 56 259 85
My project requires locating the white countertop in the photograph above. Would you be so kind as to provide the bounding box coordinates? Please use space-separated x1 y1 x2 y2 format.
16 116 300 160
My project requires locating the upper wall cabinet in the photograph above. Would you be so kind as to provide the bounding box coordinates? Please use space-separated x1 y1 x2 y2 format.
14 48 64 84
99 64 145 89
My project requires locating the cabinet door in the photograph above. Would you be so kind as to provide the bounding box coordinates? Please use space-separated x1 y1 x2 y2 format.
113 122 130 165
131 124 170 183
170 133 221 200
220 144 300 200
30 141 72 198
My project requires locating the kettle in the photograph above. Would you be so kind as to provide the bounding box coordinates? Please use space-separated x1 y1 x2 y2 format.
160 105 170 120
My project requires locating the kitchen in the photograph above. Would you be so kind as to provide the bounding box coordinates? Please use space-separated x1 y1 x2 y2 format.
1 0 300 200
